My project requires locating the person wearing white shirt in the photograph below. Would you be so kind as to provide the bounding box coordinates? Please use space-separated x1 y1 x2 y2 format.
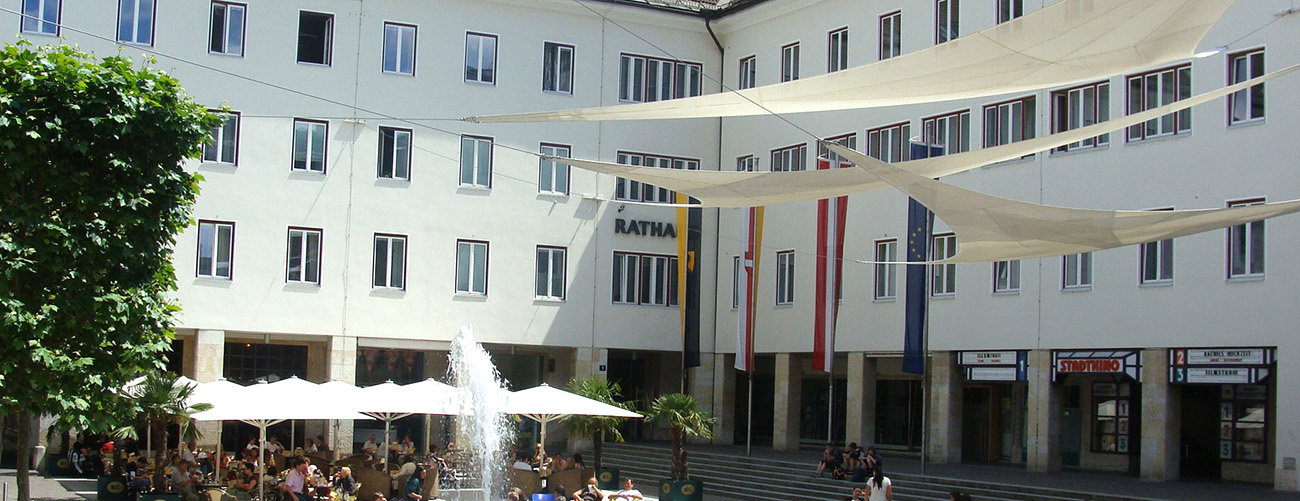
363 435 378 455
608 479 643 501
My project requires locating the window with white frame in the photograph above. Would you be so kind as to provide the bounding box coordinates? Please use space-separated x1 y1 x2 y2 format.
780 43 800 82
1140 209 1174 285
465 32 497 84
984 96 1036 151
619 54 702 102
1227 199 1265 279
935 0 958 44
460 135 492 188
456 240 489 295
297 11 332 65
382 23 416 76
117 0 154 45
197 220 234 279
615 152 698 202
203 112 239 165
1063 252 1093 290
867 122 912 162
776 251 795 305
612 252 678 306
828 28 849 73
286 227 321 285
209 2 244 56
731 256 741 309
1127 64 1191 141
879 11 901 60
536 246 566 300
542 42 574 93
539 143 570 195
993 260 1020 293
292 119 327 173
874 239 897 300
377 127 411 180
921 110 970 156
738 56 757 90
770 144 808 172
997 0 1022 23
372 234 406 289
736 155 758 172
817 134 857 167
931 233 957 296
21 0 59 35
1228 49 1265 125
1052 81 1110 152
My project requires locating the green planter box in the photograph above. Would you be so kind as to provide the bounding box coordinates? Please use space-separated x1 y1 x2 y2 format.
657 479 703 501
595 468 619 490
97 476 129 501
48 456 77 477
139 493 182 501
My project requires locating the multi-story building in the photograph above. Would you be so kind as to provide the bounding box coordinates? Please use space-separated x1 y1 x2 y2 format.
11 0 1300 491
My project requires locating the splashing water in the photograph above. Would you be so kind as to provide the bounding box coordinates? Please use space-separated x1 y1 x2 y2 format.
448 325 513 501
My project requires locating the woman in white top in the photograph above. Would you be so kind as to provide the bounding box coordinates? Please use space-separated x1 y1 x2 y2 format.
851 470 892 501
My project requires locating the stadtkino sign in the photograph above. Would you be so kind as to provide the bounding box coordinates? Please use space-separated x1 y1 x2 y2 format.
615 218 677 238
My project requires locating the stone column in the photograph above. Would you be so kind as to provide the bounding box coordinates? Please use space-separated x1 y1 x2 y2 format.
572 348 609 381
687 353 717 444
773 353 802 451
1140 348 1179 481
326 336 358 454
710 353 736 445
927 351 962 464
193 330 225 448
846 352 877 448
1026 349 1062 472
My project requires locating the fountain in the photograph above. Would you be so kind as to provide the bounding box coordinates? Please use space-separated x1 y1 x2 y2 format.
445 325 514 501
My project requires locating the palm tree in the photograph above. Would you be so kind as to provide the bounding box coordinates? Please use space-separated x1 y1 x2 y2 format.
563 377 635 469
124 372 211 489
645 393 715 481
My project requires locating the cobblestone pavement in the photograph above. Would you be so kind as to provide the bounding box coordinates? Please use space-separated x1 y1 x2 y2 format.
0 469 91 501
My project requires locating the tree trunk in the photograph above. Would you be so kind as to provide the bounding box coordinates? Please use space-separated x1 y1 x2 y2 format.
670 427 686 481
152 419 166 491
592 429 603 470
16 412 31 501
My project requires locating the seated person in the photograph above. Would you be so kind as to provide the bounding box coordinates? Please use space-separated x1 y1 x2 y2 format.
529 444 547 468
549 453 568 472
511 452 534 471
607 479 643 501
228 462 258 501
569 454 586 470
552 486 569 501
128 458 152 494
575 478 602 501
362 435 378 455
170 460 202 501
815 443 842 477
863 447 883 477
844 442 862 470
331 466 356 495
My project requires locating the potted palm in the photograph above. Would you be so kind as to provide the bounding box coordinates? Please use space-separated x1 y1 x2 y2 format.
126 371 211 501
645 393 715 501
563 377 635 490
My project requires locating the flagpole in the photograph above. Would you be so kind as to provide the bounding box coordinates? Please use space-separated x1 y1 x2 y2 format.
920 196 934 476
827 371 833 445
746 372 753 456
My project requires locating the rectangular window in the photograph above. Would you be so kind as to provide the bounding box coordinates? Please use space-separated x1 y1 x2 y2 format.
536 246 566 300
612 252 677 306
775 251 795 305
993 260 1020 293
196 220 234 279
619 54 701 103
285 227 321 285
21 0 60 35
539 143 571 195
117 0 154 45
1140 208 1174 285
997 0 1022 23
209 2 245 56
817 134 857 166
542 42 574 93
736 155 758 172
731 256 741 309
372 234 406 290
770 144 808 172
292 119 327 173
1220 385 1268 462
1227 198 1265 279
1228 49 1265 124
1052 81 1110 152
203 112 239 165
1127 64 1191 141
465 32 498 84
377 127 412 180
931 233 957 296
460 135 492 188
1091 382 1133 454
738 56 756 90
867 122 912 163
984 96 1036 151
614 152 698 202
879 11 901 60
935 0 958 44
921 110 970 156
874 239 897 300
827 28 849 73
1062 252 1093 290
456 240 489 295
297 11 333 65
382 23 417 76
780 43 800 82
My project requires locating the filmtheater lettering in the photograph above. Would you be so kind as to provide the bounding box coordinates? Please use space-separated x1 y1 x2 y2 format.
614 218 677 238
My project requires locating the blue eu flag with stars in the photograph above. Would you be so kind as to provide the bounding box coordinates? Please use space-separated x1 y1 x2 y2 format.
903 143 939 375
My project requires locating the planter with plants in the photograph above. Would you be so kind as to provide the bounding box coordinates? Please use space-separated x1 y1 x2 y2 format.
563 377 636 490
645 393 715 501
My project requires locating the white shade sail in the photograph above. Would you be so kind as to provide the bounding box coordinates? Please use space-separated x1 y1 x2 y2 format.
468 0 1232 123
549 64 1298 208
822 142 1300 263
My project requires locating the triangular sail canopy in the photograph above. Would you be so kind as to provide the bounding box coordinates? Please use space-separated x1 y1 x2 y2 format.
468 0 1232 123
822 143 1300 263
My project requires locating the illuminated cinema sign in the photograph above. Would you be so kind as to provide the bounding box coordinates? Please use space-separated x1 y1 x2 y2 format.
1052 350 1142 382
1168 347 1275 384
959 350 1027 382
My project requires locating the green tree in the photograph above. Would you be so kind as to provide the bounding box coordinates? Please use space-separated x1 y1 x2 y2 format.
645 393 715 481
563 377 635 469
0 42 217 501
118 372 212 488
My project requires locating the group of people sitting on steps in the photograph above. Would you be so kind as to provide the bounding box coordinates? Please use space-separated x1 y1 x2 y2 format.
816 442 883 482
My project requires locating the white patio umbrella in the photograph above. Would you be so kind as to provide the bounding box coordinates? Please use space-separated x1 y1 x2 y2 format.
355 379 461 469
504 384 642 459
190 378 245 481
318 380 363 454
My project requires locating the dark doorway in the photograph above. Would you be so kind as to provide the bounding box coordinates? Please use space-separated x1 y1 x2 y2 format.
1180 385 1221 479
875 380 922 449
733 371 774 446
800 377 847 444
962 386 994 462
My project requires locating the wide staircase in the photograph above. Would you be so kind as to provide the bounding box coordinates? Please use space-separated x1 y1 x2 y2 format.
599 443 1160 501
